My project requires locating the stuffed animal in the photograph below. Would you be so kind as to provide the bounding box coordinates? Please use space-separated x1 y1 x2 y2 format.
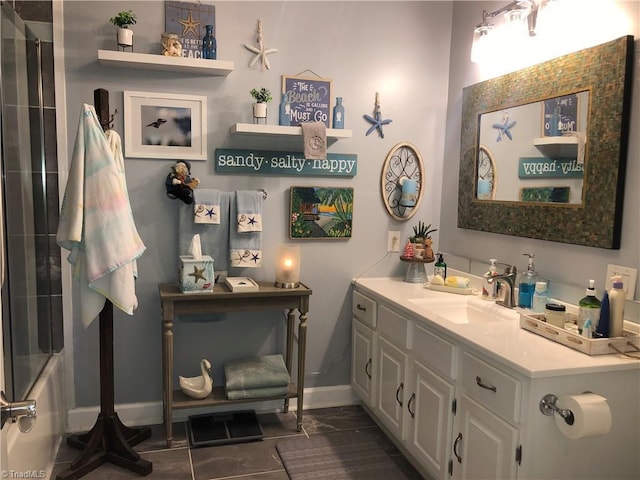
166 160 199 204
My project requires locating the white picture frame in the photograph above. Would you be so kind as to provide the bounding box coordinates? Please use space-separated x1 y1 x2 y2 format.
123 90 207 160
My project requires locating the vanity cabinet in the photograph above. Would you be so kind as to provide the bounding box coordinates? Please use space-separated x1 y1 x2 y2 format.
351 279 640 480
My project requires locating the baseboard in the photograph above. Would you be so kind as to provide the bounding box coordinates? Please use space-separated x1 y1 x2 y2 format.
67 385 359 432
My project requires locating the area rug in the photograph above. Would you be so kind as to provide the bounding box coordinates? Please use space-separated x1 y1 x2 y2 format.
276 428 414 479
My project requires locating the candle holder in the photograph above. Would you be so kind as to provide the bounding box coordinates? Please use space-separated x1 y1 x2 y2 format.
275 245 301 289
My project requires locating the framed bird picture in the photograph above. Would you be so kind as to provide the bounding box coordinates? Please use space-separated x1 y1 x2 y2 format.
123 91 207 160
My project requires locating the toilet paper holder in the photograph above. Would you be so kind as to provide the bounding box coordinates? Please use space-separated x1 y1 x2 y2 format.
539 394 575 425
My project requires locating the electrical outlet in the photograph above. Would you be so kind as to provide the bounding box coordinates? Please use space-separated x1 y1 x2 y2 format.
387 231 401 252
605 264 637 300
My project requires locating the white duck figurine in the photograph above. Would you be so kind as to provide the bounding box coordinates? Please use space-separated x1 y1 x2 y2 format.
179 359 213 399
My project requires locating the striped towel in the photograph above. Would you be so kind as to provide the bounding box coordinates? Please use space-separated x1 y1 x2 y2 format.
57 104 145 327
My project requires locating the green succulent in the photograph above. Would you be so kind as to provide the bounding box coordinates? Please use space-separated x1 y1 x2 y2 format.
249 88 273 103
109 10 137 28
410 221 437 242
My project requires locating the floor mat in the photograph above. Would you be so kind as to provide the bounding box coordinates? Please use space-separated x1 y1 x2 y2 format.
276 429 415 479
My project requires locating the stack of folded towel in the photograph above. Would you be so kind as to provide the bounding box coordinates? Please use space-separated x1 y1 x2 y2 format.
224 354 290 400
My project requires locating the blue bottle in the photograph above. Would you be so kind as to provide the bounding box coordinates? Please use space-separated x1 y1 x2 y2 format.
332 97 345 129
202 24 216 59
517 253 538 309
279 94 291 126
595 291 610 338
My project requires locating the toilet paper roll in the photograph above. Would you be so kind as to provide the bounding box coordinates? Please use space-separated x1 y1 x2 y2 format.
555 393 612 439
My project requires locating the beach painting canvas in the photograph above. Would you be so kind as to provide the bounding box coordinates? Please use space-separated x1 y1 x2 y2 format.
289 187 353 239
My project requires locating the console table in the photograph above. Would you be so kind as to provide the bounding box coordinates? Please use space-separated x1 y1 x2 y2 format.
158 282 311 448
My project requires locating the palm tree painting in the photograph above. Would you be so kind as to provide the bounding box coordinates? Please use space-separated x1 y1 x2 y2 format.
289 187 353 239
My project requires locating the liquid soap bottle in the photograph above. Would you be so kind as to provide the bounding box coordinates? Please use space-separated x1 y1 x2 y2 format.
518 253 538 309
609 276 626 338
578 280 601 334
482 259 499 301
434 253 447 280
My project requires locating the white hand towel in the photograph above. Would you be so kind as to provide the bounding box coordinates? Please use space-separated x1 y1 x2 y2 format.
57 104 145 327
194 189 221 224
229 191 262 268
301 121 327 160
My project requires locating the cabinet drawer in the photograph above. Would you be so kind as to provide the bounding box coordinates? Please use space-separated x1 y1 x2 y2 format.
378 305 411 350
461 352 521 423
353 291 377 328
413 323 457 380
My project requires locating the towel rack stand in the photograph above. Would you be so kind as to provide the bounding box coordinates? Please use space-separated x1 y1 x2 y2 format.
56 89 152 480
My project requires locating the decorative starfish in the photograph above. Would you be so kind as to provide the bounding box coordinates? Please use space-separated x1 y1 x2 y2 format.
492 111 516 142
247 216 258 226
178 11 201 37
250 253 261 264
363 92 392 138
188 265 207 283
205 207 216 219
243 19 277 70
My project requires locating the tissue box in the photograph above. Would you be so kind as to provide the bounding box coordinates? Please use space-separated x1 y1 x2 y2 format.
179 255 215 293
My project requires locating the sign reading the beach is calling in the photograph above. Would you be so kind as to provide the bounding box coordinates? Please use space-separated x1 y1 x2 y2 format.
215 148 357 177
282 75 332 127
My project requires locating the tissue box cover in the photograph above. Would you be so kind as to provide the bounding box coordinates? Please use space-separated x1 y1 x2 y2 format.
179 255 215 293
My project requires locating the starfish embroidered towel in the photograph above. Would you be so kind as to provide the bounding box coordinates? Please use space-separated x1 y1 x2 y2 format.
236 190 263 232
57 104 145 327
179 190 230 273
194 189 221 224
229 191 262 268
301 121 326 160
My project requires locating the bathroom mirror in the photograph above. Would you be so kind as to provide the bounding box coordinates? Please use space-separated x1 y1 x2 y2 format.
458 35 633 249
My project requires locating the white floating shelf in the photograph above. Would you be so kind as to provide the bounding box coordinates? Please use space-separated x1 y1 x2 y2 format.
533 136 580 158
97 50 234 76
230 123 352 139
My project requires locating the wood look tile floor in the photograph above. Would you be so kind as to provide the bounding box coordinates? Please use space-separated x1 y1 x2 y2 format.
51 405 425 479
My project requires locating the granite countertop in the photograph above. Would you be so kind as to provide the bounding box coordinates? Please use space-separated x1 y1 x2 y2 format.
353 276 640 379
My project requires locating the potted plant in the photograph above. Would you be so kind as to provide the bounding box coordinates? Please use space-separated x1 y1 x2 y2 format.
109 10 137 48
250 88 273 122
409 221 437 261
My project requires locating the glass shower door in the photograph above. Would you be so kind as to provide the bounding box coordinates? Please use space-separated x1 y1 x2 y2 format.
0 1 52 403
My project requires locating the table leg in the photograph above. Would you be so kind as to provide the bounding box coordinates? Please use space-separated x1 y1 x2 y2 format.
284 309 295 413
296 310 307 432
163 316 174 448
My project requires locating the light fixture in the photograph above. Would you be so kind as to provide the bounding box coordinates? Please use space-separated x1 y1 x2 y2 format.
275 244 301 289
471 0 542 62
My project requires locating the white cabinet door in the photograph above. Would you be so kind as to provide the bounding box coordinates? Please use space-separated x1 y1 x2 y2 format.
452 395 519 480
407 359 455 480
376 336 407 439
351 319 376 408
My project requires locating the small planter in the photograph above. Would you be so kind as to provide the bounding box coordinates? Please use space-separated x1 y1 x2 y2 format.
117 28 133 50
253 102 267 124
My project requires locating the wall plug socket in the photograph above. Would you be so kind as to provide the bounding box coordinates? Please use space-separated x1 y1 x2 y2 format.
387 231 401 252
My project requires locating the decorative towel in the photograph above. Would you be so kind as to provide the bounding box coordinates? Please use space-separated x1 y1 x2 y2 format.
179 189 230 273
301 121 327 160
224 354 290 390
194 189 221 224
229 191 262 268
57 104 145 327
236 190 263 232
226 385 290 400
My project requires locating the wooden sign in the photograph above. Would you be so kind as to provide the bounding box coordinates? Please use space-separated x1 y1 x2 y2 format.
282 75 332 127
518 157 584 179
215 148 357 177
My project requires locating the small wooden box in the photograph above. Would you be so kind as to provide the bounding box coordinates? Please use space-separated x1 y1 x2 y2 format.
519 312 640 356
179 255 214 293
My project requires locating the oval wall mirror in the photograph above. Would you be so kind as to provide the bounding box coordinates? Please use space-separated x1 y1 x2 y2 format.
381 142 425 221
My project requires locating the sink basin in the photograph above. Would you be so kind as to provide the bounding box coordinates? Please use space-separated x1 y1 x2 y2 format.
407 296 518 324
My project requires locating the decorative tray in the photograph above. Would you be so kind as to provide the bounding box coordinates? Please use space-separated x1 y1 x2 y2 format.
519 313 640 356
427 284 475 295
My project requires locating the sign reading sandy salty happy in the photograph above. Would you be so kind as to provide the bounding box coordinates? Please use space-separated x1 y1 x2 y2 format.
215 148 357 177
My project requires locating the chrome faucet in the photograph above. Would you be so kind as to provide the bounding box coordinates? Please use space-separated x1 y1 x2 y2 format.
486 263 518 308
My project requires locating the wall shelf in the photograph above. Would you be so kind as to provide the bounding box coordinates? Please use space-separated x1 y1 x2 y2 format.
230 123 352 139
97 50 234 76
533 136 579 158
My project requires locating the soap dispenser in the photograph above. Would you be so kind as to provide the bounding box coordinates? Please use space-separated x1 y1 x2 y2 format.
482 259 499 301
578 280 601 334
518 253 538 309
434 253 447 279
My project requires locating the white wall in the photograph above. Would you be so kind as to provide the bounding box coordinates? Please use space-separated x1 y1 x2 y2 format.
442 1 640 307
61 1 454 407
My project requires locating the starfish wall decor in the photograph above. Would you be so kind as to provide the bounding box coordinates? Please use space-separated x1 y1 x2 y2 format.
243 19 277 71
363 92 392 138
